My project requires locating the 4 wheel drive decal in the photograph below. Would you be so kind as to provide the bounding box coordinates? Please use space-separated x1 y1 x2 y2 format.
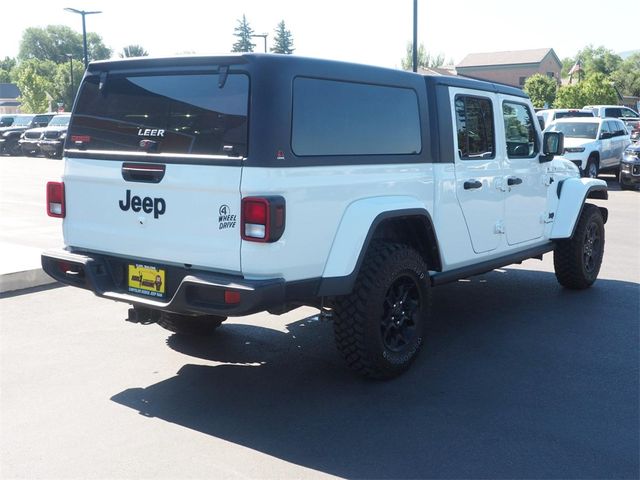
218 204 237 230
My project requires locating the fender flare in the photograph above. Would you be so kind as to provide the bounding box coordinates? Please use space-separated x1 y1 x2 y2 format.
550 177 608 239
317 196 439 296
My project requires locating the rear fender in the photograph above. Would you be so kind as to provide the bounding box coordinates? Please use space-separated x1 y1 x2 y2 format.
550 177 608 239
318 196 436 296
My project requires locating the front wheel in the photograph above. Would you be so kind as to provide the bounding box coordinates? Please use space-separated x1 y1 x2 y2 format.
583 158 599 179
553 204 605 289
157 312 226 336
332 242 430 379
619 170 632 190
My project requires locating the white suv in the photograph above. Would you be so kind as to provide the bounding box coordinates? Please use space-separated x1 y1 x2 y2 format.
547 117 631 178
584 105 640 133
42 55 608 378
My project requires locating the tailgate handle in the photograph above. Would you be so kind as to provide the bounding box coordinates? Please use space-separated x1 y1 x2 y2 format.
122 163 166 183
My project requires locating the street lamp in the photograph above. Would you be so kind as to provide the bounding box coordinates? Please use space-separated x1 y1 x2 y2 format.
251 33 268 53
412 0 418 72
64 7 102 69
64 54 74 109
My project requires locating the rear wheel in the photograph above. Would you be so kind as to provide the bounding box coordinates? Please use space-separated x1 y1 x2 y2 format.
332 242 430 379
157 312 226 336
553 204 605 289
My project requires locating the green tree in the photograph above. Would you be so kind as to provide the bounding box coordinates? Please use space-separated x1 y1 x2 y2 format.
271 20 294 54
400 42 444 70
524 74 557 108
562 45 622 78
120 44 149 58
18 25 111 65
0 57 16 82
554 84 586 109
232 15 255 53
610 53 640 96
554 73 617 108
580 72 618 105
14 59 57 112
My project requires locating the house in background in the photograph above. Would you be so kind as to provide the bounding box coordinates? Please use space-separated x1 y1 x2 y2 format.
0 83 21 114
455 48 562 88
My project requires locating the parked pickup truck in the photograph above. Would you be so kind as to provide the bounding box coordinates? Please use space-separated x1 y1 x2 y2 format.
42 54 608 378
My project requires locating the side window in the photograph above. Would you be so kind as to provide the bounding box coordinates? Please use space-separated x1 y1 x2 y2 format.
291 78 421 156
621 108 639 119
604 108 622 118
599 121 611 138
503 102 538 158
454 95 495 160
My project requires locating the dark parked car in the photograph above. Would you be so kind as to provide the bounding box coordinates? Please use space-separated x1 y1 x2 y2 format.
0 113 54 156
37 114 71 158
0 114 18 127
619 143 640 190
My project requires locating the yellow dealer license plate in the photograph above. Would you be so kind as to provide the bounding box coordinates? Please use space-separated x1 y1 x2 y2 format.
128 264 166 298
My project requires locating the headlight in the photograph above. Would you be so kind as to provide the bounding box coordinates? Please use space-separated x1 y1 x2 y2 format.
59 133 67 140
621 164 631 172
564 147 585 153
20 133 25 139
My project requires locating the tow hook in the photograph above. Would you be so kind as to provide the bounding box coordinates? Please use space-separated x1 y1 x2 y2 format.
126 307 160 325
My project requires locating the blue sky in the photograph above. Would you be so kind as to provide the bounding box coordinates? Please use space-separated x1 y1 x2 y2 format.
1 0 634 67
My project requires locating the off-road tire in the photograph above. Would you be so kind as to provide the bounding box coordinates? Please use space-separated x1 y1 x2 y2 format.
553 203 605 289
583 156 599 179
332 242 430 379
157 312 226 336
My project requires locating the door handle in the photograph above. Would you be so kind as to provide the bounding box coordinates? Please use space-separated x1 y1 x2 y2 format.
463 180 483 190
507 177 523 186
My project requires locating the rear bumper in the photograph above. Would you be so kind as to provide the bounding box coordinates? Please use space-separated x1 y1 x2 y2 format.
41 249 312 316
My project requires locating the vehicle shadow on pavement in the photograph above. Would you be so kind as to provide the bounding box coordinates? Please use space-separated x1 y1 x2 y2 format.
111 268 639 479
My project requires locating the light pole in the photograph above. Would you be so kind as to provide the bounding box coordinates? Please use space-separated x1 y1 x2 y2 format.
251 34 268 53
412 0 418 72
64 7 102 69
64 54 74 109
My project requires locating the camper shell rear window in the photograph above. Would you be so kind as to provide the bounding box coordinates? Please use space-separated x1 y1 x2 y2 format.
67 72 249 157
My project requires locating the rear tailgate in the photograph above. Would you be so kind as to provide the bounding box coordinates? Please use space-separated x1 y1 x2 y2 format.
63 158 243 272
62 61 248 273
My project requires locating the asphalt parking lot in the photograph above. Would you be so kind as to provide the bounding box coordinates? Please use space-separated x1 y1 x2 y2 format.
1 157 639 479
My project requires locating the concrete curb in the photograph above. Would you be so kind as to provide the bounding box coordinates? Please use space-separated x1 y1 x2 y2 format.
0 268 57 294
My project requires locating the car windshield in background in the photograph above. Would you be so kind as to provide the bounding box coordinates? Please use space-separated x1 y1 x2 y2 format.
0 117 14 127
13 116 35 127
549 122 599 139
555 111 593 119
48 116 71 127
68 72 249 157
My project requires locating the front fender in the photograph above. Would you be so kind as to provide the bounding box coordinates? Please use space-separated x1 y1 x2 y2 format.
550 177 607 239
318 196 431 295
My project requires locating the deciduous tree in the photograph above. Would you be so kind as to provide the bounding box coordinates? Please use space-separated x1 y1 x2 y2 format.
400 42 444 70
524 74 557 108
120 45 149 58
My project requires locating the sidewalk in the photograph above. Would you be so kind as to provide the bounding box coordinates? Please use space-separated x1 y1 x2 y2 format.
0 156 64 293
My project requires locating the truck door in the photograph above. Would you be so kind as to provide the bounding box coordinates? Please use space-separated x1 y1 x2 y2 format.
452 90 503 254
500 99 548 245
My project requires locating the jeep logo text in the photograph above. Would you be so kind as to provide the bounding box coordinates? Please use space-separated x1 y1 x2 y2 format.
119 190 166 218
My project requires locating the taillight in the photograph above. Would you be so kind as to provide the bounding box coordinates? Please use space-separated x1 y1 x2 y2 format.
46 181 65 218
241 196 285 242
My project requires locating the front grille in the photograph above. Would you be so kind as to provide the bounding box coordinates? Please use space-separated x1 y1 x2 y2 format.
44 131 60 139
25 131 42 139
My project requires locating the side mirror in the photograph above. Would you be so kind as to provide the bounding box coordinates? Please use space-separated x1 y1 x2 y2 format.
540 131 564 162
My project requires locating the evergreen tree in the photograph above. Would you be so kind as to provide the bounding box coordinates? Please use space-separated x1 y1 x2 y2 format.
271 20 294 54
232 15 255 53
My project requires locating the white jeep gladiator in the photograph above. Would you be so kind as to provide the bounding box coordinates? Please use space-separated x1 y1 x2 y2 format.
42 54 608 378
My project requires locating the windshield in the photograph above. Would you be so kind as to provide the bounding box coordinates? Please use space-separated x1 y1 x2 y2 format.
69 71 249 157
555 111 593 119
13 115 35 127
48 115 71 127
0 116 14 127
549 122 599 139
